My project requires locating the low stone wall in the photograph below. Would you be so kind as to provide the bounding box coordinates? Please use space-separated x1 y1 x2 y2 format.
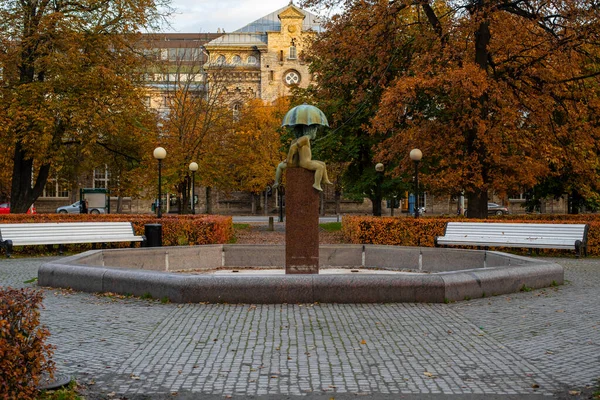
39 245 563 304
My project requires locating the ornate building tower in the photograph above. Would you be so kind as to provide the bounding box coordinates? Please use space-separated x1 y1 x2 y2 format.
204 3 323 105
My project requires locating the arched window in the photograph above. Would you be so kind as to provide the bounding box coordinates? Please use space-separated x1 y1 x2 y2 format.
232 103 241 121
232 55 241 64
215 54 226 65
247 55 258 64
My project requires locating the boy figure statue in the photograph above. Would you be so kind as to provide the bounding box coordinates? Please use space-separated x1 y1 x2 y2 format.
274 125 332 191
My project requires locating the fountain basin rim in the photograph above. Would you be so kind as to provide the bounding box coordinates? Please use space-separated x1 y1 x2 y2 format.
38 244 564 304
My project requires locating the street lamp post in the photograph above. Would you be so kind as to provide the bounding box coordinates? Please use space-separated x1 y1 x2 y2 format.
189 162 198 215
409 149 422 218
375 163 384 217
153 147 167 218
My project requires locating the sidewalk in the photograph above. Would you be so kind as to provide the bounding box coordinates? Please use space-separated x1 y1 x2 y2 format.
0 242 598 398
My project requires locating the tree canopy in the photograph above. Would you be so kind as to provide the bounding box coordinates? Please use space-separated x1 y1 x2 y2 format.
302 0 600 217
226 98 289 195
0 0 169 212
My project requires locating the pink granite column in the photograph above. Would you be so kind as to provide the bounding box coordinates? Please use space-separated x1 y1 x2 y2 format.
285 168 319 274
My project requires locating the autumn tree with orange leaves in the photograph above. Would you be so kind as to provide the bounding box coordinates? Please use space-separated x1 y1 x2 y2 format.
303 0 600 217
155 53 236 214
225 98 288 213
0 0 168 212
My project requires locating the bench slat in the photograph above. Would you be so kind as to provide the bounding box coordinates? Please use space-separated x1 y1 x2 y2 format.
436 222 589 256
0 222 145 256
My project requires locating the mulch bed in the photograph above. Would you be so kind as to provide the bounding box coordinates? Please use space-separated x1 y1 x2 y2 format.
233 224 345 245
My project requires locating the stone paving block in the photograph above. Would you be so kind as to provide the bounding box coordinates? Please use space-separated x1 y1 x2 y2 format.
2 257 599 398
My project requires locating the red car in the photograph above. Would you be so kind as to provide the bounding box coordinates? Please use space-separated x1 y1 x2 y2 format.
0 203 37 214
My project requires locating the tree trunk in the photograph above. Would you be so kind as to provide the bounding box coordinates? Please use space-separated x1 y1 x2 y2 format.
465 19 492 219
466 191 488 219
10 141 50 213
334 188 341 215
205 186 212 214
372 196 382 217
179 176 190 214
569 190 582 214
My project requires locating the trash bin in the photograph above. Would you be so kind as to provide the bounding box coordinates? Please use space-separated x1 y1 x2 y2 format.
144 224 162 247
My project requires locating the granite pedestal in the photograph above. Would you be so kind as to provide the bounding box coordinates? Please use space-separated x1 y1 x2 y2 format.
285 168 319 274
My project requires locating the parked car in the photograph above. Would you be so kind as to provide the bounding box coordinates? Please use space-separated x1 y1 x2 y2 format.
487 202 509 215
56 200 105 215
464 202 509 217
0 203 36 214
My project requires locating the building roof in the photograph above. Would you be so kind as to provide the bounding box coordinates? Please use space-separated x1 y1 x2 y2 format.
234 4 324 34
142 33 222 48
205 4 324 48
204 33 268 48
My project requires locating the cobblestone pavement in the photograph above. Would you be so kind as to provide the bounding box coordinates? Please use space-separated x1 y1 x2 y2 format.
0 256 598 399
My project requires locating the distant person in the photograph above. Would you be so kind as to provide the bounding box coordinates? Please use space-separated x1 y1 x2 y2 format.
81 199 88 214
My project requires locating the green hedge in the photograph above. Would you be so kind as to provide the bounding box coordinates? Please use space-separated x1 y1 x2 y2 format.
342 214 600 256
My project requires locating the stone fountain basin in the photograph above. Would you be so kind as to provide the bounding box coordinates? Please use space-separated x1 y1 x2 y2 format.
38 244 563 303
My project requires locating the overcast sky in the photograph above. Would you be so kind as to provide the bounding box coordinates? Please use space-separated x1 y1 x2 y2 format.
163 0 298 33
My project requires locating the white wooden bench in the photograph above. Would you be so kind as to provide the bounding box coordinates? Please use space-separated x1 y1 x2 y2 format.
0 222 145 257
435 222 589 257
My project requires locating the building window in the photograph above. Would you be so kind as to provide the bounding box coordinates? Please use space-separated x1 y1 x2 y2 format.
232 55 241 64
166 48 200 61
143 96 151 108
283 70 300 86
289 46 297 60
94 167 111 189
247 55 257 64
42 178 69 198
279 50 284 62
142 48 160 60
232 103 241 121
269 70 274 81
509 191 527 201
216 55 226 65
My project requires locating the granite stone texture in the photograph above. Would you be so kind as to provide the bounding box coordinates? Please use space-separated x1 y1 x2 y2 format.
319 244 363 267
285 168 319 274
224 244 284 267
39 245 564 304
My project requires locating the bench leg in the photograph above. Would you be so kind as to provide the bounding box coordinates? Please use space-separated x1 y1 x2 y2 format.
0 240 13 258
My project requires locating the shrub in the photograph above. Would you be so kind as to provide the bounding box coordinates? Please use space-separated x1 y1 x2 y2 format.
0 214 233 256
0 287 55 399
342 215 600 256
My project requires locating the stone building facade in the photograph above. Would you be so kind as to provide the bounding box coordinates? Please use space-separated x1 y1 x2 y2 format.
203 3 322 104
